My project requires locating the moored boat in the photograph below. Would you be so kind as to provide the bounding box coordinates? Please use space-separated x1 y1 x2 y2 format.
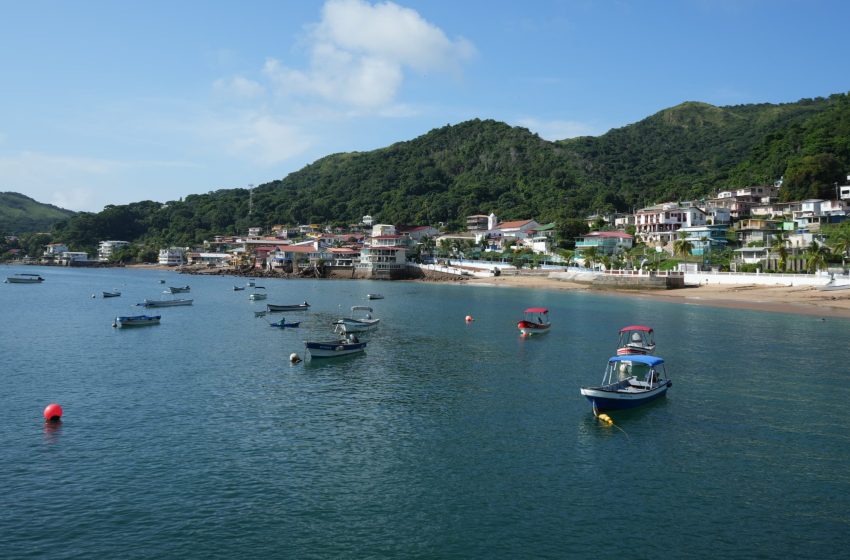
616 325 656 355
233 286 245 291
249 292 268 301
366 293 384 300
267 302 310 312
5 273 45 283
141 298 193 307
102 290 122 298
305 335 367 358
270 319 301 328
166 285 190 293
517 307 551 335
114 314 161 328
580 355 671 412
333 306 379 333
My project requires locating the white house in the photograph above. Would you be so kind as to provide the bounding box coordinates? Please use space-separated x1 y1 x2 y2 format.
158 247 186 266
98 240 131 262
635 203 707 246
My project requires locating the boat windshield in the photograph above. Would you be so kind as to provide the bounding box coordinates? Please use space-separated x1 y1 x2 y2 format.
605 358 651 383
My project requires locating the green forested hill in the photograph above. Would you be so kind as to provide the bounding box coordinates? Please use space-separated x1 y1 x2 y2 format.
50 92 850 250
0 192 76 234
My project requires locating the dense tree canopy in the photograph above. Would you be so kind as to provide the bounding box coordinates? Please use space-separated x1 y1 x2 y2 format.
41 92 850 249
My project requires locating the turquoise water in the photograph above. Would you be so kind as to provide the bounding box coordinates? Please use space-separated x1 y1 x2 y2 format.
2 265 849 558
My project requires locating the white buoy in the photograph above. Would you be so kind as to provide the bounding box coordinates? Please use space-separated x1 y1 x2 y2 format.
290 353 301 364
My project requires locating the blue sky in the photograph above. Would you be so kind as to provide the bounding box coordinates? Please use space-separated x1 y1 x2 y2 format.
1 0 848 212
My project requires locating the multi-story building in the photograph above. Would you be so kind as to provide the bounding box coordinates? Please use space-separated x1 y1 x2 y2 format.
677 225 729 256
98 240 130 262
635 203 707 246
574 231 634 257
158 247 186 266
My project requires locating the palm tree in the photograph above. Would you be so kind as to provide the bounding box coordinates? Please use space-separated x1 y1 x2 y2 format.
672 232 693 257
581 246 598 269
805 240 830 274
828 230 850 268
769 235 789 272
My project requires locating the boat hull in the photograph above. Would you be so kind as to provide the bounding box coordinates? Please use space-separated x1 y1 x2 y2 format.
6 276 44 283
616 345 655 355
305 340 367 358
580 381 672 411
103 291 121 298
142 299 193 307
115 315 161 327
517 320 551 335
366 294 384 300
267 303 310 312
334 318 379 333
248 293 267 300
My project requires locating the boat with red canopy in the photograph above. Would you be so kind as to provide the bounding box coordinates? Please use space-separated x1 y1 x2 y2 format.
616 325 656 355
517 307 551 336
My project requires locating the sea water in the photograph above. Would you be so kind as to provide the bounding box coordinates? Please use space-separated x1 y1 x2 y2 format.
1 266 849 558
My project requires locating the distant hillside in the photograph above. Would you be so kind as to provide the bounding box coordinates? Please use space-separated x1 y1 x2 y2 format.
51 92 850 249
0 192 77 234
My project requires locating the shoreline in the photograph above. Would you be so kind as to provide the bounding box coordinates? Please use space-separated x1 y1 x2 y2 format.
99 264 850 319
463 274 850 319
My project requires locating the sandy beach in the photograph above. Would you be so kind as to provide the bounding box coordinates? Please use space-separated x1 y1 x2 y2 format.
465 274 850 319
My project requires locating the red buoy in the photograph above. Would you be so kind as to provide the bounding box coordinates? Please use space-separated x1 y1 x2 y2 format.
43 403 63 422
465 315 473 322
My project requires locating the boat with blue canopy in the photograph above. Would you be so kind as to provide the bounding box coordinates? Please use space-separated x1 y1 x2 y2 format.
580 355 671 412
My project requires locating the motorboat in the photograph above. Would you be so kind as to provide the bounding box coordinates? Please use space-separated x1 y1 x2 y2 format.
5 273 45 283
165 285 190 294
366 293 384 300
249 292 268 301
333 306 379 333
267 302 310 312
269 319 301 328
254 310 268 318
305 334 367 358
233 286 246 291
580 355 671 412
517 307 551 335
616 326 656 355
102 290 122 298
246 279 256 287
140 298 193 307
114 314 161 328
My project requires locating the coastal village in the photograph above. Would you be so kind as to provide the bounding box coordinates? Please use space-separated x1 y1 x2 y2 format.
11 176 850 286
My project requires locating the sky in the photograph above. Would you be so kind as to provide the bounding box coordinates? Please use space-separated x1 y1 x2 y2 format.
1 0 849 212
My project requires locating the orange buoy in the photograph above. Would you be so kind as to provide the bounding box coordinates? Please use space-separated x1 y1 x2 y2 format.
43 403 63 423
465 315 473 322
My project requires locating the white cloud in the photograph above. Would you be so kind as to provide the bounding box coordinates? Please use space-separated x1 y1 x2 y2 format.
205 113 315 165
516 118 600 140
213 76 266 98
263 0 474 110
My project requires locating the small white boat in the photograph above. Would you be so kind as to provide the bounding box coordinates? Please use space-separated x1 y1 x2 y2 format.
267 302 310 312
5 273 45 283
114 314 161 328
305 334 367 358
580 355 671 412
366 293 384 300
249 292 267 301
246 279 256 287
517 307 551 336
102 290 122 298
333 306 379 333
616 326 656 355
141 298 193 307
